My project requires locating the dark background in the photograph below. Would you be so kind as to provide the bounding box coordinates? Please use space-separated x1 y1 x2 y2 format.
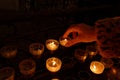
0 0 120 41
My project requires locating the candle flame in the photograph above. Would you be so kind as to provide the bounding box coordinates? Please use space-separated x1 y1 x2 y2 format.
49 42 56 49
64 39 67 41
93 65 96 69
46 57 62 72
49 42 55 47
52 61 56 67
90 61 105 74
112 68 117 74
60 38 68 46
51 42 54 45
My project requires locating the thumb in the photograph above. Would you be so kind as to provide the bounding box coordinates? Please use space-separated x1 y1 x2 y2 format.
65 37 82 47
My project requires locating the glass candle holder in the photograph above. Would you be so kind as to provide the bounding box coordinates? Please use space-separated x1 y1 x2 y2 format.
107 65 120 80
90 61 105 74
46 39 59 51
86 44 98 58
29 43 44 58
74 49 88 63
0 45 17 58
100 58 114 69
19 59 36 77
59 36 71 47
0 67 15 80
46 57 62 72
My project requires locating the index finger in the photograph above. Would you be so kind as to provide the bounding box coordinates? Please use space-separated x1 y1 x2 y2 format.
63 27 81 38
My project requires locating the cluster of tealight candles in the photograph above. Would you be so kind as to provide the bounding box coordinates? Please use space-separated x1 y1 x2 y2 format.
0 36 71 79
0 36 116 80
44 37 70 73
28 36 71 74
74 48 105 74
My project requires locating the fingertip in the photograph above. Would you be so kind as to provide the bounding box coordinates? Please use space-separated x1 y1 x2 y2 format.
64 43 72 47
65 40 75 47
62 34 67 38
63 30 70 38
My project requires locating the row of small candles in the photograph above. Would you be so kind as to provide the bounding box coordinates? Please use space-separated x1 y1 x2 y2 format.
0 37 116 80
0 36 69 59
0 58 116 80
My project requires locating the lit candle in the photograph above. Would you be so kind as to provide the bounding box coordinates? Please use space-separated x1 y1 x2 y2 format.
46 39 59 51
90 61 105 74
74 49 87 63
86 44 98 58
29 43 44 58
59 37 71 46
46 57 62 72
111 67 117 74
89 52 97 56
107 67 119 80
60 38 68 46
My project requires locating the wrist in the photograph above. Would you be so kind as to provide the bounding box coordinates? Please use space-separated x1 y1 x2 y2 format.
91 27 97 41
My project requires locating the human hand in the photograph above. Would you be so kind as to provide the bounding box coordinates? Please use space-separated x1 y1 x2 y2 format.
63 23 96 47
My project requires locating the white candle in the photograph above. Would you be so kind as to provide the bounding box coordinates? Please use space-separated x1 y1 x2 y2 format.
60 39 68 46
46 57 62 72
47 42 57 50
90 61 105 74
46 39 59 51
59 37 71 46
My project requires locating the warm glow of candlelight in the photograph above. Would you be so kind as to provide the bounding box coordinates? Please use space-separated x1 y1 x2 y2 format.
59 37 71 46
46 39 59 51
90 61 105 74
90 52 97 56
60 38 68 46
86 44 98 59
112 68 117 74
51 78 60 80
52 61 56 67
46 57 62 72
74 49 87 63
48 42 56 50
